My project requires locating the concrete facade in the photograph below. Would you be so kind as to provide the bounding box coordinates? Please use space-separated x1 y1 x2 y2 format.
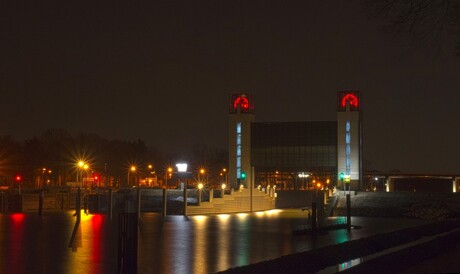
337 91 363 190
228 94 255 190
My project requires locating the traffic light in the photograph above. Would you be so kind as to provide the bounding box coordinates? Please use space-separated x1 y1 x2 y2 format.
241 171 246 180
93 173 100 183
339 172 344 181
14 175 22 183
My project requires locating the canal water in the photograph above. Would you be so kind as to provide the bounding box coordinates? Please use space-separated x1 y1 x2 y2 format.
0 210 428 274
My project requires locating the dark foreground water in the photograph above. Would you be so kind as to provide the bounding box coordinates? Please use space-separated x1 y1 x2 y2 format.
0 210 428 274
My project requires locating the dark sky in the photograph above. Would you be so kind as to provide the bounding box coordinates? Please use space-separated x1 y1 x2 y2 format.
1 1 459 174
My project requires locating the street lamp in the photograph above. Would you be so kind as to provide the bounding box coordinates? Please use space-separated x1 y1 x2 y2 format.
128 165 137 187
198 168 207 187
165 167 173 188
222 168 228 186
176 163 188 215
76 161 85 184
83 164 89 188
221 183 226 197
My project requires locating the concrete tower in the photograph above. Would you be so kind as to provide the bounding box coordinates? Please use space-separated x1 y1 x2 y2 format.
228 94 255 190
337 91 363 190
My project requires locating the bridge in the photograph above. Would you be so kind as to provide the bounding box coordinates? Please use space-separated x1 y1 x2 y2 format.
363 173 460 193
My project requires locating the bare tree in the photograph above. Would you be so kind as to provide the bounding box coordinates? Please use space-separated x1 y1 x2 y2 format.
367 0 460 54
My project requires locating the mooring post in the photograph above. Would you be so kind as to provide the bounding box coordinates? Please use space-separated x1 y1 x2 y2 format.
118 200 138 274
162 188 167 217
76 187 81 222
346 193 351 231
183 185 187 216
137 188 141 220
108 188 113 219
311 201 317 234
38 190 44 216
96 191 100 213
197 188 202 206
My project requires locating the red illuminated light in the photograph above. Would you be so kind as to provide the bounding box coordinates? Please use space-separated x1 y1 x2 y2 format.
233 96 249 111
341 93 359 109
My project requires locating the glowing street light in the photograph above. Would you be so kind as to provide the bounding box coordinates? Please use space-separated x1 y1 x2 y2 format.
165 167 173 188
128 165 137 187
76 161 86 184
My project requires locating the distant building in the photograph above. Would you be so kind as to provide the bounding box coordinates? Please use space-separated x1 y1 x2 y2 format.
228 92 363 191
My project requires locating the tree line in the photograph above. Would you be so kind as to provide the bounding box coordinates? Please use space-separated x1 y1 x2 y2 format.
0 129 228 189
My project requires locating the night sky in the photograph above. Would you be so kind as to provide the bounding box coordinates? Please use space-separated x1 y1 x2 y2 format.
1 1 459 174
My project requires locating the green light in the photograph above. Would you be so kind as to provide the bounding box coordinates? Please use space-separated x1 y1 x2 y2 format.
340 172 344 181
241 171 246 180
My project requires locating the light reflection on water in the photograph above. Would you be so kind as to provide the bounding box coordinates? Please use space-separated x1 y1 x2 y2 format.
0 210 429 274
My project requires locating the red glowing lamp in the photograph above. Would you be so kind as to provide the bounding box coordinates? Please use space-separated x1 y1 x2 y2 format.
229 94 255 114
233 96 249 111
14 175 22 183
338 91 360 111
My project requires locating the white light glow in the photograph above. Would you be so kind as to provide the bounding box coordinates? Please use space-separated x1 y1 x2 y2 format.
176 163 188 172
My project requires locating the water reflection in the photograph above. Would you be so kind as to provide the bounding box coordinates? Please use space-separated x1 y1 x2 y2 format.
338 258 363 271
9 213 25 273
0 210 429 274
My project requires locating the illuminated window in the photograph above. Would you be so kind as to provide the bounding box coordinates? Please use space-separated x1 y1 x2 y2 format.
345 121 351 175
236 123 242 178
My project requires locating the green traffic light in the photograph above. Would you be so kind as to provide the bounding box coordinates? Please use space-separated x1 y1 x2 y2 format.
339 172 344 180
241 171 246 180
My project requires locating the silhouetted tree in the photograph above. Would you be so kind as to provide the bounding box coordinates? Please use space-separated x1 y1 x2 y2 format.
368 0 460 54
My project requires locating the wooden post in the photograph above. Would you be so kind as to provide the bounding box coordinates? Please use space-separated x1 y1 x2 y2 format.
38 191 44 216
183 186 187 216
162 188 167 217
197 189 201 206
346 193 351 231
118 200 138 274
76 187 81 222
137 188 141 220
311 201 317 234
108 189 113 219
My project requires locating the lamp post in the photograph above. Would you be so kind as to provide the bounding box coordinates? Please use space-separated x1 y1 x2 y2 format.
176 163 188 215
165 167 173 189
83 164 89 188
128 166 136 187
77 161 85 185
197 183 203 206
221 183 226 197
199 168 206 186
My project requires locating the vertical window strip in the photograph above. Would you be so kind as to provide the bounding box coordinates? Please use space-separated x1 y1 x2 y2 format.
236 123 242 178
345 121 351 175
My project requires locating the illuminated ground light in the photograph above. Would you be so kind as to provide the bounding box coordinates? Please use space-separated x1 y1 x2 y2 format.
218 214 231 221
265 209 282 216
193 215 207 222
236 213 249 220
255 211 265 217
